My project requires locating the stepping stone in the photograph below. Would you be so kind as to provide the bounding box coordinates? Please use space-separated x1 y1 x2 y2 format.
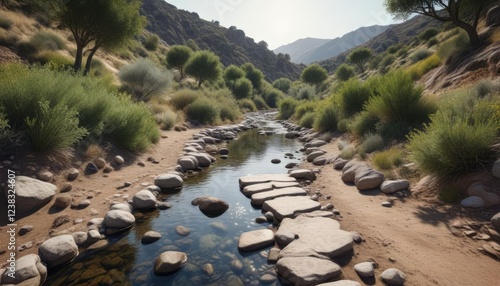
276 257 342 286
239 174 297 188
289 169 316 181
238 229 274 252
262 196 321 221
277 216 353 259
251 187 307 206
242 181 300 197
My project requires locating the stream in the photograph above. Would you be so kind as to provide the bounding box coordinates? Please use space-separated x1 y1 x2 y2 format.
44 118 304 286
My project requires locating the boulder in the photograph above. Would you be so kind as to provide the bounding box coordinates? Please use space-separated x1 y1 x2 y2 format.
9 176 57 217
190 153 212 167
102 210 135 229
67 168 80 181
110 203 133 213
380 268 406 285
94 157 106 169
467 183 500 207
276 257 342 286
305 140 327 148
313 156 327 166
486 5 500 27
307 151 326 162
333 158 349 170
0 254 47 285
155 173 183 190
354 168 385 191
461 196 485 208
53 195 72 209
289 169 316 181
492 212 500 233
341 161 364 183
238 229 274 252
197 197 229 217
38 235 78 268
380 180 410 194
177 156 199 171
262 196 321 221
85 162 99 174
154 251 187 275
132 190 157 210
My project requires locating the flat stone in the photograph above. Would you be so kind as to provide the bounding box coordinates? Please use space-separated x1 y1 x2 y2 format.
251 187 307 206
289 169 316 181
242 181 300 197
154 251 187 275
239 174 297 188
238 229 275 252
262 196 321 221
142 231 162 244
380 268 406 285
313 156 327 166
382 201 393 208
354 262 375 277
277 216 353 259
87 240 109 251
461 196 485 208
18 225 33 236
381 180 410 194
276 257 342 286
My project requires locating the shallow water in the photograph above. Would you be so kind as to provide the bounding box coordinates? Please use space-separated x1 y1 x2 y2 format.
44 120 304 286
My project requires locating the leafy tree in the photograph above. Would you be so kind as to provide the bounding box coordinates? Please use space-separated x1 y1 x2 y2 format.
301 64 328 87
348 48 373 73
166 45 192 79
118 58 173 102
258 40 268 48
272 78 292 93
241 62 264 90
335 64 356 81
232 78 253 99
223 64 245 87
52 0 145 74
385 0 497 47
185 50 222 87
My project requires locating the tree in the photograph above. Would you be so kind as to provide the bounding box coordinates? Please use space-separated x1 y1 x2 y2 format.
258 40 268 48
272 78 292 94
335 64 356 81
118 58 173 102
223 64 245 87
53 0 145 74
185 50 222 87
301 64 328 88
385 0 497 47
166 45 192 79
232 78 253 99
241 63 264 90
348 48 373 73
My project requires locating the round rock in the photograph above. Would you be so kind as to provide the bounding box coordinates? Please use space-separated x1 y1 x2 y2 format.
354 262 374 277
132 190 157 210
102 210 135 229
154 251 187 275
53 195 72 209
38 235 78 269
491 212 500 233
197 197 229 217
380 268 406 285
175 226 191 237
114 155 125 165
142 231 162 244
0 254 47 285
461 196 485 208
155 173 183 190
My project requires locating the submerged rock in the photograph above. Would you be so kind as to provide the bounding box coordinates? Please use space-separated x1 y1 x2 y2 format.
154 251 187 276
238 229 274 252
197 197 229 217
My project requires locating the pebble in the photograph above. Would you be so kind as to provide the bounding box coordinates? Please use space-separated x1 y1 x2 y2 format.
271 158 281 164
18 225 33 236
255 216 268 223
60 183 73 193
380 268 406 285
354 262 375 277
114 155 125 165
175 226 191 237
382 201 393 208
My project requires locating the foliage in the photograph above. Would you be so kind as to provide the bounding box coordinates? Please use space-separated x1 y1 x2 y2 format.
53 0 145 73
301 64 328 87
418 28 439 41
339 79 373 117
30 30 66 51
272 78 292 94
253 96 269 110
0 12 13 29
232 77 253 99
166 45 192 78
410 49 432 63
223 64 245 89
348 48 373 73
241 62 264 90
118 58 173 102
35 51 73 68
475 80 495 98
185 97 220 124
335 64 356 81
238 99 257 112
359 133 384 154
185 50 222 87
169 89 201 111
144 34 159 51
378 54 396 74
372 146 404 170
295 101 317 120
154 110 177 130
314 103 339 133
278 97 300 119
299 112 316 128
407 54 441 80
350 111 379 137
263 88 283 108
297 85 316 100
436 30 469 60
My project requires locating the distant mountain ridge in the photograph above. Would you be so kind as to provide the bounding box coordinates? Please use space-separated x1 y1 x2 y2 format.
273 38 331 63
141 0 302 81
274 25 391 65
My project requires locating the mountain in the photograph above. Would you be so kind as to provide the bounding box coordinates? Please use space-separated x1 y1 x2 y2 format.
141 0 302 81
273 38 331 63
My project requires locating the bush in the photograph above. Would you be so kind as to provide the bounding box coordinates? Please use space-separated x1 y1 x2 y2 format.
263 88 283 108
339 79 372 117
437 31 469 60
272 78 292 94
170 89 201 111
475 80 495 98
35 51 73 68
427 37 439 47
407 54 441 80
335 64 356 81
410 49 432 63
185 98 220 124
118 59 173 102
253 96 269 110
418 28 439 42
372 147 404 170
297 85 316 100
350 111 379 137
16 41 38 58
154 110 177 130
215 96 241 122
299 112 316 128
30 31 66 51
238 99 257 112
278 97 299 119
295 101 317 120
144 34 159 51
340 145 357 159
314 103 339 133
232 77 253 99
359 133 384 154
378 54 396 74
0 13 13 29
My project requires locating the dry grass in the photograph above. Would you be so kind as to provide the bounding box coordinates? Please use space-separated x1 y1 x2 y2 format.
85 144 107 160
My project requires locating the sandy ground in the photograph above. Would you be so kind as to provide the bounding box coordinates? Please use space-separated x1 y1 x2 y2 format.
1 126 500 286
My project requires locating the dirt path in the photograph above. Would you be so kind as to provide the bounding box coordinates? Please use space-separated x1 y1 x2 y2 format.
307 140 500 285
0 128 198 265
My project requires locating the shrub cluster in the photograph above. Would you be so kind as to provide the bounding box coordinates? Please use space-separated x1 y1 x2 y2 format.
277 97 300 120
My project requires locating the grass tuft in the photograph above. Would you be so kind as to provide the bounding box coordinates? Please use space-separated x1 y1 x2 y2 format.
372 147 404 170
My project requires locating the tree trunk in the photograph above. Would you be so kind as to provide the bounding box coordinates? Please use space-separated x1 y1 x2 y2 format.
74 43 84 72
83 47 99 76
454 20 481 47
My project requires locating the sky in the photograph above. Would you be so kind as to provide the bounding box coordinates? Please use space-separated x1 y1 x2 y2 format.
165 0 401 50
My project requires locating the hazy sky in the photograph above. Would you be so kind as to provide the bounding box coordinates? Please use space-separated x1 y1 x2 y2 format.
165 0 400 49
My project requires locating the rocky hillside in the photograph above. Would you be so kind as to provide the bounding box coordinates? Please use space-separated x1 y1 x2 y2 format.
141 0 302 81
273 37 331 64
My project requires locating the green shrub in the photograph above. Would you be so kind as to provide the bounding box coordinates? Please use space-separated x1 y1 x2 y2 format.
238 99 257 112
299 112 316 128
35 51 73 68
335 64 356 81
297 85 316 100
118 59 173 102
295 101 317 120
219 104 241 122
0 112 12 147
350 111 379 137
170 89 201 111
418 28 439 42
397 47 409 57
30 31 66 51
278 97 299 119
365 70 435 140
25 101 87 152
232 77 253 99
359 133 384 154
437 31 469 60
253 96 269 110
427 37 439 47
475 80 495 98
378 54 396 74
337 139 349 150
410 49 432 63
154 110 177 130
408 54 441 80
372 147 403 170
314 103 339 133
144 34 159 51
0 13 13 29
185 97 220 124
272 78 292 94
340 79 372 117
263 88 283 108
438 186 467 203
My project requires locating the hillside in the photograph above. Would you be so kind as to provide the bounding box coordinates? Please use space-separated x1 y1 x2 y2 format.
273 37 331 63
295 25 391 65
141 0 301 81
